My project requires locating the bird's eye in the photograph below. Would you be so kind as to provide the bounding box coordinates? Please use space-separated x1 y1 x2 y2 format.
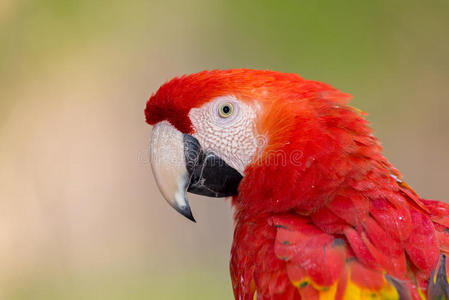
218 102 234 118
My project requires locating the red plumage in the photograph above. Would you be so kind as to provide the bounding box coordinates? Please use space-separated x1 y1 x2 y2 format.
146 69 448 299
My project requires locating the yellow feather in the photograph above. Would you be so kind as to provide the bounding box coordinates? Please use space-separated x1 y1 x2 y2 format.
343 277 399 300
417 286 426 300
291 268 401 300
318 282 338 300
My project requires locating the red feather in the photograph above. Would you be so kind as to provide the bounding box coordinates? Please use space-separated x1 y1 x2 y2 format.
147 70 448 299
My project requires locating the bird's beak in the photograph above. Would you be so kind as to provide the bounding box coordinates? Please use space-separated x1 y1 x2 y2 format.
150 121 242 222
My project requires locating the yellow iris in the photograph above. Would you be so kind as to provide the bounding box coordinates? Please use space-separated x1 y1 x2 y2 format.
218 102 234 118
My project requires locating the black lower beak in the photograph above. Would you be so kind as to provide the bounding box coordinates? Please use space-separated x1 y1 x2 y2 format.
183 135 243 198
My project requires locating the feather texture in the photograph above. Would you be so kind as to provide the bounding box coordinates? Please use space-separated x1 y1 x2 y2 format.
146 70 448 299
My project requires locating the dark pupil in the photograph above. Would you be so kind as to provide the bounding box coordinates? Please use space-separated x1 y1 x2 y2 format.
222 105 230 114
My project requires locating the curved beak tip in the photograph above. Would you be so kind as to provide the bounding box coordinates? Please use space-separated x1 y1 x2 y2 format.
175 205 196 223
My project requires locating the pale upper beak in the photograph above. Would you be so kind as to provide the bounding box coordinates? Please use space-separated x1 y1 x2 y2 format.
149 121 242 222
150 121 195 221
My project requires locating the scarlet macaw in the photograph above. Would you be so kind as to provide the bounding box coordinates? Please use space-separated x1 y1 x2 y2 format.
145 69 449 300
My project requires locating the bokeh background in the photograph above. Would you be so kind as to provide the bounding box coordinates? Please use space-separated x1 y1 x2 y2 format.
1 1 448 299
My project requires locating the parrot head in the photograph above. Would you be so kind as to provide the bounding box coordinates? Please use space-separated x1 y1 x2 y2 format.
145 69 355 222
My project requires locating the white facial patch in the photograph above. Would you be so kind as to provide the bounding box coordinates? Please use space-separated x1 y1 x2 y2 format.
188 96 260 175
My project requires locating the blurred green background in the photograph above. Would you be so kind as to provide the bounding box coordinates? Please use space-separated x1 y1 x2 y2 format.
1 1 448 299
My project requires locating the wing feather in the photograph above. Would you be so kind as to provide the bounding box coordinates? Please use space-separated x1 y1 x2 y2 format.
271 215 405 300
